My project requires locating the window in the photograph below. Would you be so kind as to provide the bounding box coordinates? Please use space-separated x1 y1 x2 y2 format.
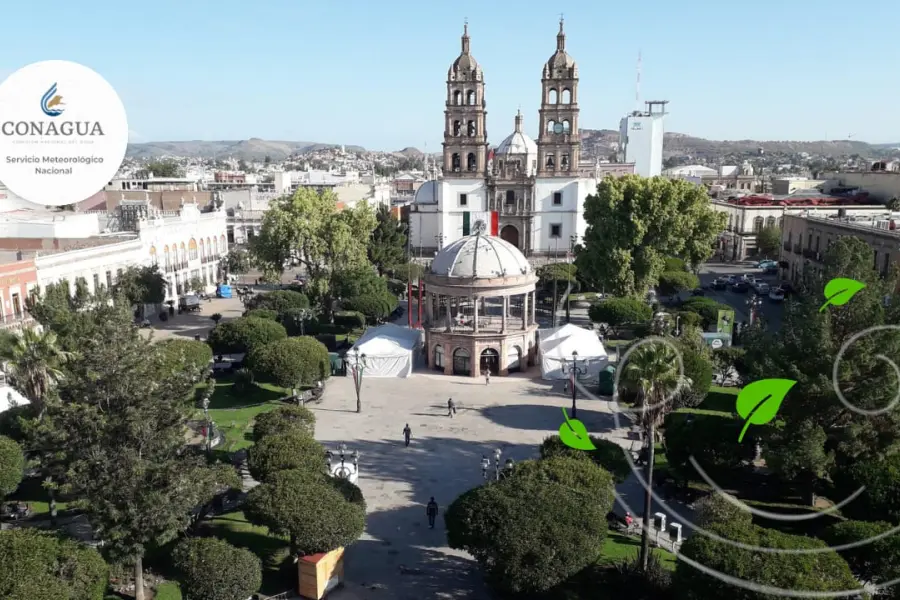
189 239 198 260
753 217 764 232
93 273 100 292
106 271 113 288
874 249 879 270
553 192 562 206
11 293 21 319
550 224 562 238
548 89 558 104
459 193 468 207
546 154 555 169
884 252 891 277
505 190 516 205
815 236 820 252
117 268 123 281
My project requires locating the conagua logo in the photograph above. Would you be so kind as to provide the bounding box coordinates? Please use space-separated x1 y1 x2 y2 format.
0 82 104 137
40 82 65 117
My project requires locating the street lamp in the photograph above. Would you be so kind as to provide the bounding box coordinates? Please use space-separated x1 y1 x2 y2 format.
434 234 444 249
674 314 682 336
746 294 763 326
326 443 360 481
562 350 587 418
292 307 314 336
481 448 512 481
201 396 211 455
347 348 368 413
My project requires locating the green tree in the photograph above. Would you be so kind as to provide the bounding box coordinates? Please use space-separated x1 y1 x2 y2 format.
536 262 578 294
711 346 745 385
206 316 287 355
156 339 213 381
332 267 388 301
620 342 689 570
368 204 408 275
172 537 262 600
187 276 206 294
250 187 376 316
221 247 253 276
252 405 316 442
588 297 652 332
741 236 900 469
679 296 732 329
692 492 751 528
246 337 330 391
539 434 631 483
246 289 310 313
388 261 424 284
114 265 167 306
0 327 72 418
145 159 182 178
247 431 326 482
445 459 611 595
674 520 863 599
0 435 24 497
576 175 726 296
664 413 756 485
245 468 365 555
36 312 239 600
342 292 398 322
0 528 109 600
656 270 699 297
755 226 782 258
764 420 832 505
832 454 900 524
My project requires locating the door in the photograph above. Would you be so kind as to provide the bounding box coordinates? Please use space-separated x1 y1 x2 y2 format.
480 348 500 375
500 225 520 249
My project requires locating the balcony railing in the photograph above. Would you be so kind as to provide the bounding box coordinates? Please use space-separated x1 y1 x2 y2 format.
792 243 801 254
802 248 822 261
0 312 35 332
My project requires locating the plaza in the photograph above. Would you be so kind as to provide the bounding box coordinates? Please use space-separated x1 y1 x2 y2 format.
309 369 684 600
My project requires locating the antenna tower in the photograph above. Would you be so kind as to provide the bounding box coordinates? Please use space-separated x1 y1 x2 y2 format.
635 51 642 112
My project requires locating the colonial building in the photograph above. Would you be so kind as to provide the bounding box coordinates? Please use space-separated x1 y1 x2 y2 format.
409 20 628 257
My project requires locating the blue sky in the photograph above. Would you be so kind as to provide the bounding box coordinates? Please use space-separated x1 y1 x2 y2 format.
2 0 898 150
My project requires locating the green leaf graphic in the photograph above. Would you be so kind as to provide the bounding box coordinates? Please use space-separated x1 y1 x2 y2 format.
559 407 597 451
735 379 797 442
819 277 866 312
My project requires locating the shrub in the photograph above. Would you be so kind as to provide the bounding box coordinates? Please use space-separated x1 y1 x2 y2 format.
244 308 278 321
711 346 745 384
246 289 310 313
0 528 109 600
679 297 731 329
252 405 316 442
822 520 900 587
247 431 326 482
331 477 366 509
343 292 398 322
233 368 254 393
333 310 366 330
657 270 699 296
0 435 24 497
245 469 365 556
833 454 900 524
674 520 862 598
172 537 261 600
674 311 701 330
693 492 751 528
206 316 287 355
588 297 652 328
278 307 317 335
539 435 631 483
156 339 213 381
664 257 687 272
445 467 609 595
664 413 756 484
608 554 673 599
246 337 330 390
677 344 713 407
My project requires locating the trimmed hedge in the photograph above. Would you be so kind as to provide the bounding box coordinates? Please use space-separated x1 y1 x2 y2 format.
333 311 366 330
172 537 261 600
588 297 652 327
343 292 398 322
207 316 287 355
539 435 631 483
244 308 278 321
246 289 310 312
679 297 732 329
246 336 330 390
0 435 24 497
156 338 213 380
247 431 327 483
252 405 316 442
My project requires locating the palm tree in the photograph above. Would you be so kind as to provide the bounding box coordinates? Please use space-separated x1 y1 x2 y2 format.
621 342 690 570
0 327 72 418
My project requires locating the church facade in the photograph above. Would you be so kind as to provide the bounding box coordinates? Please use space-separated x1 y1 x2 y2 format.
409 20 634 258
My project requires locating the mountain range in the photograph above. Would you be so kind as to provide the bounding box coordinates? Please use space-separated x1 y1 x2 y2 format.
125 132 895 162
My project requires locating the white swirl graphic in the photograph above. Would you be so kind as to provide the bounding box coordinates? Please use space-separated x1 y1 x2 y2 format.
832 324 900 416
609 336 686 416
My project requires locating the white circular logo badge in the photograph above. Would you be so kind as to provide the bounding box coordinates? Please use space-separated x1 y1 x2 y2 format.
0 60 128 207
711 338 724 349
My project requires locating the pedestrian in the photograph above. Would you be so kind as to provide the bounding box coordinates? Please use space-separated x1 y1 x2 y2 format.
564 379 569 394
403 423 412 447
426 497 439 529
447 397 456 417
485 370 490 385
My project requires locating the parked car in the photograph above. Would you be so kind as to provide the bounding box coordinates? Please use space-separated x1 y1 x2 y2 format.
756 260 778 270
690 288 705 296
732 281 749 293
178 295 202 312
769 288 785 302
753 282 770 294
779 283 796 296
711 278 728 290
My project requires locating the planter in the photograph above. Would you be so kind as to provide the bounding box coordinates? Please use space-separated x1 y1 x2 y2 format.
298 547 344 599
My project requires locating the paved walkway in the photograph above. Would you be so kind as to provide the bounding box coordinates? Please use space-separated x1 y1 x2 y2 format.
309 368 687 600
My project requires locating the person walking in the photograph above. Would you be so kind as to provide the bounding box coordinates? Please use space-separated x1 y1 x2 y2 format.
485 370 490 385
447 398 456 418
403 423 412 447
426 497 439 529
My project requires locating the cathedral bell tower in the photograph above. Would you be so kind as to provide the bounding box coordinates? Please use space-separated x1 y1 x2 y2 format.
443 22 488 178
537 18 580 176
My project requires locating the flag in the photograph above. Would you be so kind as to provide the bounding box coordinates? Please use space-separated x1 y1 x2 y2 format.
463 211 499 236
487 147 495 174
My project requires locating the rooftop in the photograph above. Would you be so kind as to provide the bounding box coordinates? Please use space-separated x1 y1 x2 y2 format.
430 228 531 279
798 214 900 237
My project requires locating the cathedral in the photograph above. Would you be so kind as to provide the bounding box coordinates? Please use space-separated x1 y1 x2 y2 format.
408 20 633 258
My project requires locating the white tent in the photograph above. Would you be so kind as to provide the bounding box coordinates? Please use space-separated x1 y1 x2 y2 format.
539 323 608 380
349 323 424 378
0 385 29 415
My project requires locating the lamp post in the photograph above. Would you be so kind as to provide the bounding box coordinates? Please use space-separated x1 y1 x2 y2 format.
746 294 763 326
481 448 513 481
326 443 360 481
674 315 682 337
293 307 314 336
434 234 444 250
347 348 368 413
562 350 586 419
201 396 211 455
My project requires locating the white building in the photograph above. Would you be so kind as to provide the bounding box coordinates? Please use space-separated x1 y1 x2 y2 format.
619 101 667 177
409 20 627 257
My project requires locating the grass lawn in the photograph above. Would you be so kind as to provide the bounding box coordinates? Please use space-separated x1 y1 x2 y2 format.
599 530 677 571
6 476 73 520
202 510 293 595
199 376 288 452
152 582 182 600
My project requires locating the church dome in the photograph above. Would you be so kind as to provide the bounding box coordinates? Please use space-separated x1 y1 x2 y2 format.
431 229 531 279
496 111 537 157
543 19 577 78
448 23 482 80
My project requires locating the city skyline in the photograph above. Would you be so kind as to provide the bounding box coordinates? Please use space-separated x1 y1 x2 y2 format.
2 0 897 150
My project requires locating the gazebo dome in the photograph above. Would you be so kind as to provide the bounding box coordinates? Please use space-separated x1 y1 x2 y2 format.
430 228 531 279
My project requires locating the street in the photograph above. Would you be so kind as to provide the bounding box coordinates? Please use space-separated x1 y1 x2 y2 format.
696 262 785 330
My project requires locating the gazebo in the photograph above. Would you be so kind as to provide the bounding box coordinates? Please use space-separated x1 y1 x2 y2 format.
423 220 539 377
